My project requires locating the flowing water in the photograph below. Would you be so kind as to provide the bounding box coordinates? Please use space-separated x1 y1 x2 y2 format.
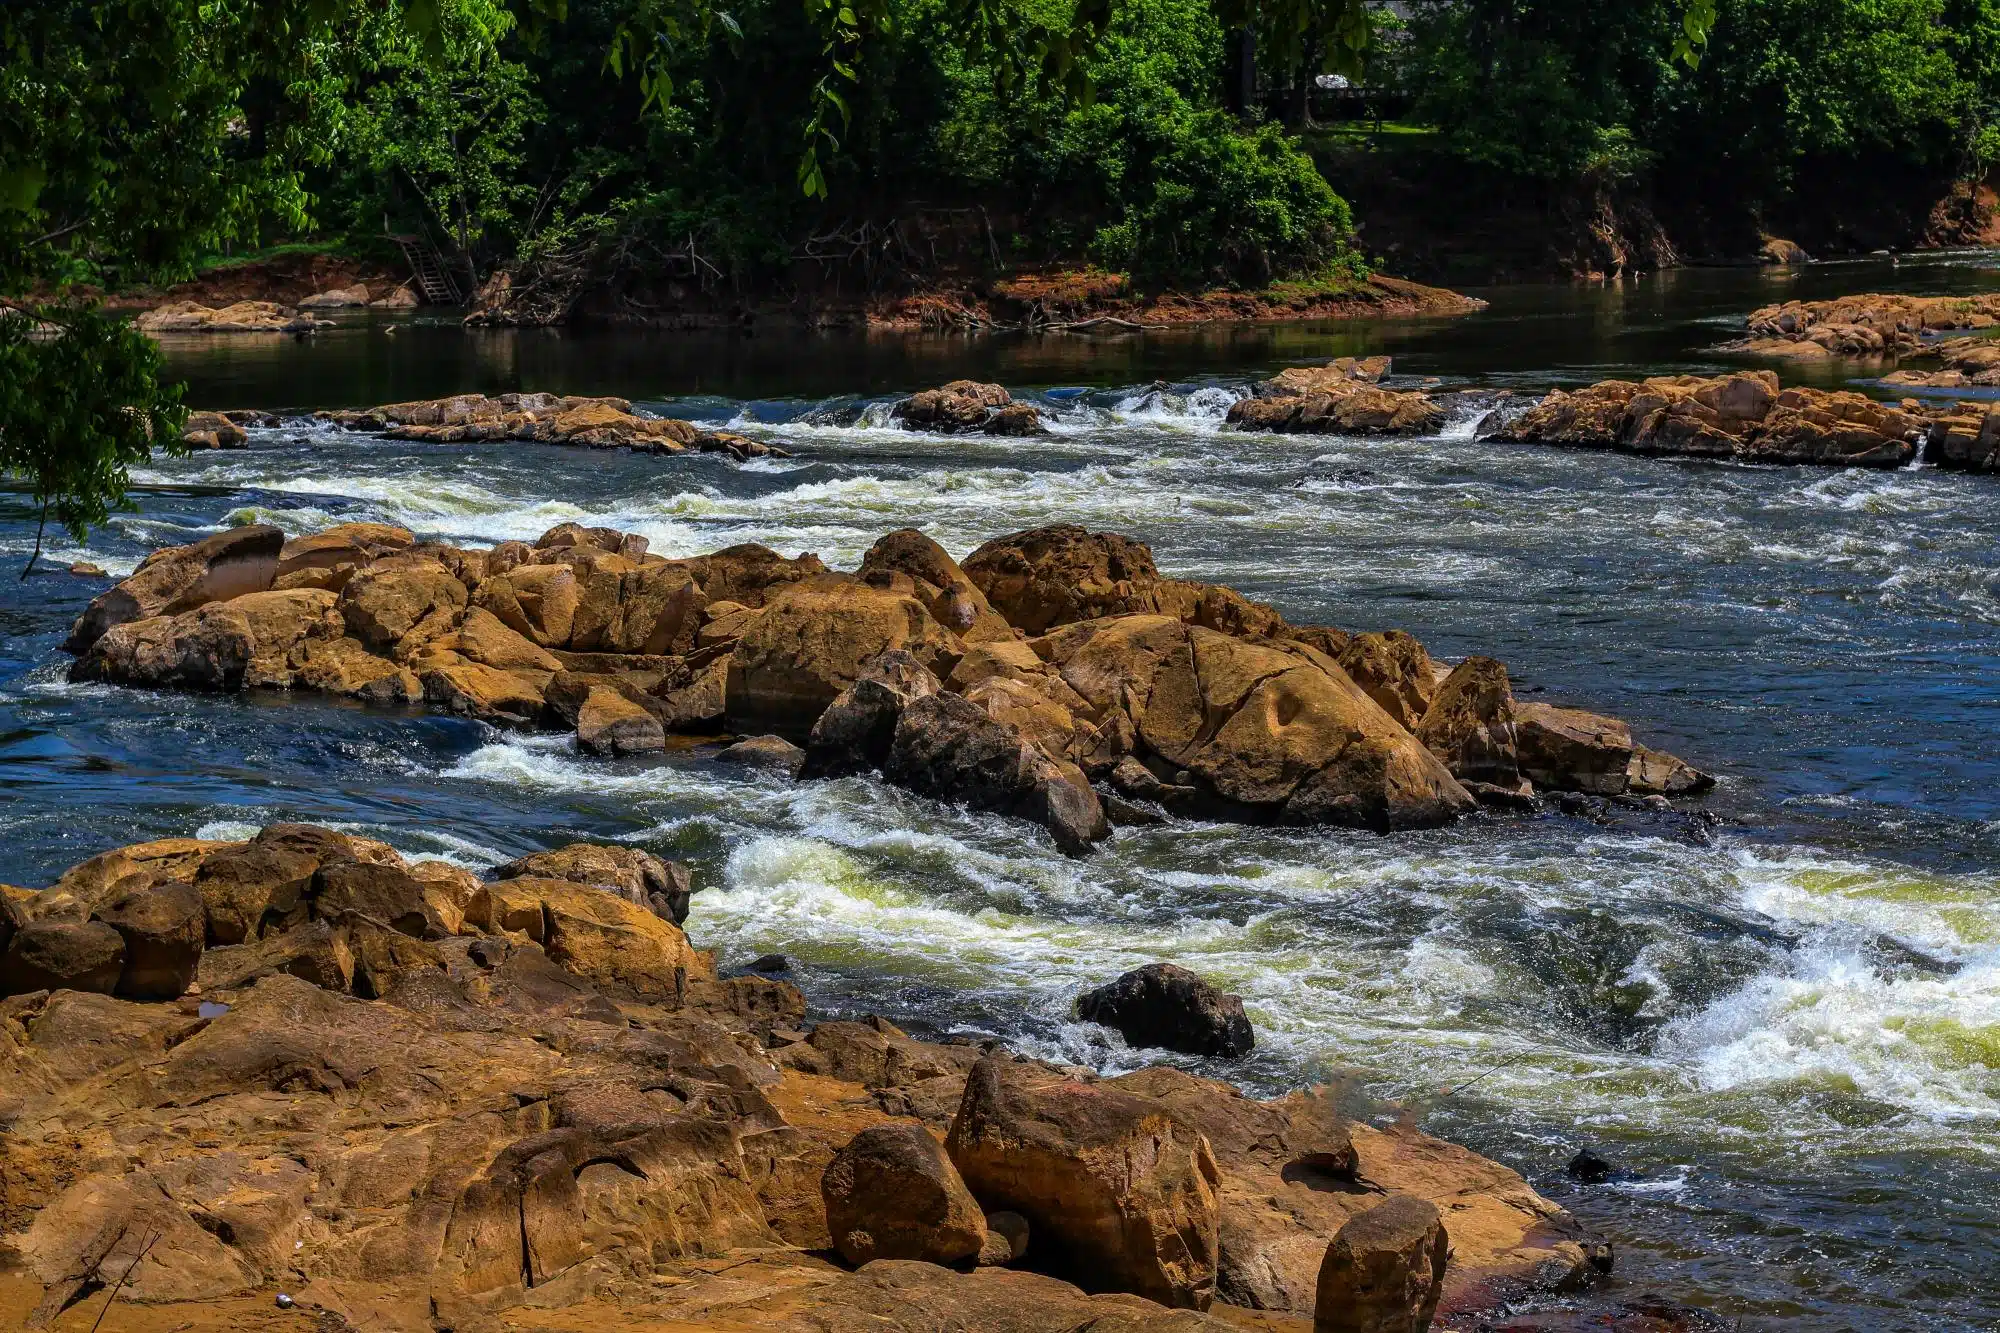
5 254 2000 1330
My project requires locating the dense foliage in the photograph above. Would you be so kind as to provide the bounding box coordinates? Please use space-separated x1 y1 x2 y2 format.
1393 0 2000 209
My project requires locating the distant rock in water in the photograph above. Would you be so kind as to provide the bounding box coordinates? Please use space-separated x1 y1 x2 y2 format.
134 300 330 334
1720 292 2000 361
1566 1147 1618 1184
890 381 1048 435
59 520 1711 850
1226 356 1447 436
1077 962 1255 1058
1488 369 2000 473
316 392 789 461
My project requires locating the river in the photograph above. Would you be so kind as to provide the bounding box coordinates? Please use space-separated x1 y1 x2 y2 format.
3 253 1997 1330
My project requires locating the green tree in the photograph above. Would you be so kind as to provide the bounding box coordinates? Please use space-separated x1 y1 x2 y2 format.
0 307 185 577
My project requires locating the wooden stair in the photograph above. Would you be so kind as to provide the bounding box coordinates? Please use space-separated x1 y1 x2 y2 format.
391 234 464 306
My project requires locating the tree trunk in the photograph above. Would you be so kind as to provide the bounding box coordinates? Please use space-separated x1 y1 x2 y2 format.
21 499 47 579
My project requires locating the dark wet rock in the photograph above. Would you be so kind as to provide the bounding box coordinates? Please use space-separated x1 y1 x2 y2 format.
747 953 791 974
822 1122 987 1266
981 1209 1030 1266
1 920 126 997
884 692 1110 855
1566 1147 1617 1184
1313 1194 1449 1333
1077 963 1254 1058
802 649 943 779
96 881 205 1001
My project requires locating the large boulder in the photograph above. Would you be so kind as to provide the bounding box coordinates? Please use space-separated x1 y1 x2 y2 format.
95 880 206 1000
311 860 437 937
191 841 323 944
859 528 1017 642
339 561 469 652
532 879 715 996
1413 657 1522 791
575 685 667 756
0 920 126 996
891 381 1032 433
1334 631 1437 731
1077 963 1254 1058
491 843 693 926
963 525 1285 638
64 524 284 654
884 692 1110 855
1313 1195 1449 1333
1045 617 1472 830
945 1056 1221 1309
802 649 943 778
822 1123 987 1267
726 577 964 739
273 522 416 591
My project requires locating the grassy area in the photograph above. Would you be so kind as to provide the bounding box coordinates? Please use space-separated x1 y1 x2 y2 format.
188 236 402 275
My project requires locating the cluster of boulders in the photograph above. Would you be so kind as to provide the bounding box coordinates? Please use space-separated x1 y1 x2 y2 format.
1883 334 2000 390
0 824 1613 1332
60 520 1712 854
299 281 417 309
1226 356 1447 436
318 392 790 460
134 301 331 335
1485 368 2000 471
890 381 1047 435
1724 292 2000 360
180 409 279 450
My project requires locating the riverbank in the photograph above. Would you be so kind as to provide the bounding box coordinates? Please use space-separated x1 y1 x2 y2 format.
0 825 1656 1333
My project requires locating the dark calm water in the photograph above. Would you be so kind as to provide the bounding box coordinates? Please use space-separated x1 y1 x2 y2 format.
4 254 1999 1330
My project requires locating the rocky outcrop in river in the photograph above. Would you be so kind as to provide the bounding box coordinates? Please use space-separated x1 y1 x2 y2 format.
59 521 1708 852
134 301 330 335
318 393 789 460
1721 292 2000 360
0 823 1622 1331
1226 357 1446 436
1486 369 2000 471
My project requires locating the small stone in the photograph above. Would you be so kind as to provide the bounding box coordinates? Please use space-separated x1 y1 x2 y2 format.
69 562 107 577
276 1292 295 1309
747 953 791 974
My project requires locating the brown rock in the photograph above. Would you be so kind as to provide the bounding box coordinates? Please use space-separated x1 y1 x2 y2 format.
291 635 422 703
576 685 667 756
1313 1195 1448 1333
339 561 468 652
715 734 808 777
963 525 1285 637
421 660 548 723
1 920 126 996
860 528 1016 642
63 524 283 654
95 880 205 1000
1514 703 1634 796
1414 657 1521 790
312 860 438 937
885 692 1110 854
181 410 248 449
535 879 715 996
727 577 964 739
945 1055 1222 1309
136 299 327 334
822 1122 987 1266
1336 632 1437 730
492 843 693 926
802 649 944 778
893 380 1014 432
